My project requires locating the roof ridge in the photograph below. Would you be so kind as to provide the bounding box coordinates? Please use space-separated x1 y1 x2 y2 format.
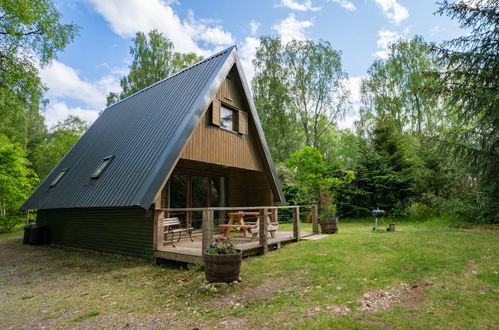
105 45 236 111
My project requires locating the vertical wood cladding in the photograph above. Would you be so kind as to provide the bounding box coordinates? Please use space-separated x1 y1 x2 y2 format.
37 207 153 259
228 171 274 206
180 67 264 171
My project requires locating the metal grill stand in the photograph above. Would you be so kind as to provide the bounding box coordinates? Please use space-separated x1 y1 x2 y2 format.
371 209 385 232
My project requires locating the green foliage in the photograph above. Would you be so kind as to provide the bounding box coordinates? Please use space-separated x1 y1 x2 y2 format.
0 135 38 231
433 0 499 222
107 30 203 105
281 146 354 215
0 0 77 147
252 37 349 161
252 36 302 162
359 36 443 136
31 116 87 180
285 39 349 148
336 121 415 218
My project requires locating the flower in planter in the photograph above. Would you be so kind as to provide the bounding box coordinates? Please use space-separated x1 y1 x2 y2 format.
205 236 238 255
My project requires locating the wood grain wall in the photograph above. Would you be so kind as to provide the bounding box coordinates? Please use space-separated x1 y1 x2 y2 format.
180 67 264 171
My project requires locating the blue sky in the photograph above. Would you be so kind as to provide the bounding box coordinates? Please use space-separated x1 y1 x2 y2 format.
40 0 464 129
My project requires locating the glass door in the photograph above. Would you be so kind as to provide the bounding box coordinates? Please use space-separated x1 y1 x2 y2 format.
167 172 226 229
168 173 188 222
191 175 209 229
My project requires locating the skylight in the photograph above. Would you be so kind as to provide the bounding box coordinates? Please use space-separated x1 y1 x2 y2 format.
49 168 68 187
91 156 114 179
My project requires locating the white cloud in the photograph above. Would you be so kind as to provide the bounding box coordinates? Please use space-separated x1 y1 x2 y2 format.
249 20 260 36
328 0 356 11
43 102 100 129
85 0 233 55
39 60 122 127
373 29 405 59
239 37 261 84
337 76 363 130
40 60 108 108
374 0 409 24
272 13 314 44
278 0 320 11
345 76 363 104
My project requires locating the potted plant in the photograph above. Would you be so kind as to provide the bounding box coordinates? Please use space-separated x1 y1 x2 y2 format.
203 236 242 283
319 202 339 234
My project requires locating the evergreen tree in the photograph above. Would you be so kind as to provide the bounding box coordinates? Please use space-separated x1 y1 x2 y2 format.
107 30 202 105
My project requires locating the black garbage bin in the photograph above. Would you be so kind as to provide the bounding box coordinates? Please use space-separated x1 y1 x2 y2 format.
28 225 46 245
23 225 33 244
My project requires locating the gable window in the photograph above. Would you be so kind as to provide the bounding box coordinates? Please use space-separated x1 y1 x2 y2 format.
91 156 114 179
220 106 235 131
49 168 69 187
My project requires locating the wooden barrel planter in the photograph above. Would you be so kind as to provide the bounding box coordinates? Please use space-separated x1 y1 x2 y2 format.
203 249 242 283
320 216 339 234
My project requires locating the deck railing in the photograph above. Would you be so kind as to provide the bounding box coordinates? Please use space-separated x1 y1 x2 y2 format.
154 205 318 256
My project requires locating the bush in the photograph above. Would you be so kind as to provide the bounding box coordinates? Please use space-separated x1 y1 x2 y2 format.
407 202 436 220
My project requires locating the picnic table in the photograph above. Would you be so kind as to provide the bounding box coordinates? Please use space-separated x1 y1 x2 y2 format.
218 211 278 239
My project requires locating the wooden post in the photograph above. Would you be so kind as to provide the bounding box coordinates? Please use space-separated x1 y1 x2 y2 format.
259 208 268 255
311 205 319 234
292 207 300 242
271 208 278 223
202 209 214 254
154 210 164 251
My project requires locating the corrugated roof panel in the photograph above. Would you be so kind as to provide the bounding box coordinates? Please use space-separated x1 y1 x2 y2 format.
22 48 234 210
22 46 285 210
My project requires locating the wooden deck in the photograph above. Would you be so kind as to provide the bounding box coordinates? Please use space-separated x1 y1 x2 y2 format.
154 230 314 264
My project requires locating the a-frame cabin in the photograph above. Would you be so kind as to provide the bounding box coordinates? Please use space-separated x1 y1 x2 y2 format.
21 46 285 260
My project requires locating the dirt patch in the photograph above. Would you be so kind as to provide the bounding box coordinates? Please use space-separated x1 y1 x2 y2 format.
202 279 300 310
359 281 432 312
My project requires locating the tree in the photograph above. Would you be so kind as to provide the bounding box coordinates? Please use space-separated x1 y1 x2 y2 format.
359 36 443 136
252 37 349 160
31 116 87 180
336 120 415 218
433 0 498 221
252 36 302 162
285 39 349 148
0 135 38 232
0 0 77 147
107 30 203 105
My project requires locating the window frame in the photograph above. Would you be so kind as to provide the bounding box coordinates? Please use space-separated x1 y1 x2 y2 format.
219 105 237 132
91 155 115 179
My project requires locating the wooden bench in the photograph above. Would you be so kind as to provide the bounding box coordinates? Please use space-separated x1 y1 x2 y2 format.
247 222 279 240
218 224 258 237
218 222 279 240
163 217 193 247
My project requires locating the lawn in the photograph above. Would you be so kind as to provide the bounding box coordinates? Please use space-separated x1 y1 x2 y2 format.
0 218 497 329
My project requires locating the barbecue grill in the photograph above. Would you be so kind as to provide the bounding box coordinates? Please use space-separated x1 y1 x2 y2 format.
371 209 385 231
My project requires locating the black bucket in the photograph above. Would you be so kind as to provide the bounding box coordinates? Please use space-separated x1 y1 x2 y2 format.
23 225 33 244
28 225 46 245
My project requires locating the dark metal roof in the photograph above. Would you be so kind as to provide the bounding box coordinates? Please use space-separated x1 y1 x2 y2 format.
22 46 284 210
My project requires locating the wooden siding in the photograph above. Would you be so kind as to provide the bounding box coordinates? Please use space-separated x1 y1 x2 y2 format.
228 171 273 206
180 68 264 171
216 68 247 109
37 207 153 259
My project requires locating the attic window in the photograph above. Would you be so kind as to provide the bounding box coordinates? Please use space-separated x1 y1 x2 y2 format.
220 106 235 131
49 168 68 187
91 156 114 179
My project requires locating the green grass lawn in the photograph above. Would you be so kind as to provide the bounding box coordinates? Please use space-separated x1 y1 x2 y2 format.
0 218 497 329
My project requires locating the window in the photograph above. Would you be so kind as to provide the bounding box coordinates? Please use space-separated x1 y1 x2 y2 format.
49 168 68 187
91 156 114 179
220 106 235 131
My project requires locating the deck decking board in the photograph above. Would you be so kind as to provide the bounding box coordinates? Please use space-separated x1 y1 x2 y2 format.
154 231 314 264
